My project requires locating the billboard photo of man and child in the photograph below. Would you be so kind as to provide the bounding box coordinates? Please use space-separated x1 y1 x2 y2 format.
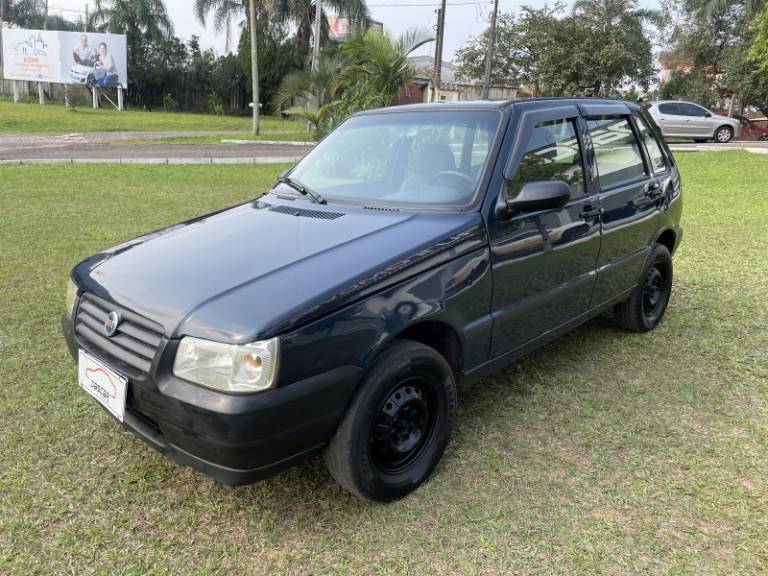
1 28 127 88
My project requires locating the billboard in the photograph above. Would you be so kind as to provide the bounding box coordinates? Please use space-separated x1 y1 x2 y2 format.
1 29 127 88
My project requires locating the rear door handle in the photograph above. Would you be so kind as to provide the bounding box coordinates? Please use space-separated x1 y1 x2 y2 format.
579 206 603 219
645 181 663 199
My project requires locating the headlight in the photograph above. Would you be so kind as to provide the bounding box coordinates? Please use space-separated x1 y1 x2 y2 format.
65 278 78 318
173 336 280 393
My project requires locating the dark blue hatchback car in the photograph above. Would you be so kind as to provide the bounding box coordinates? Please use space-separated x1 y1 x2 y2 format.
63 99 683 501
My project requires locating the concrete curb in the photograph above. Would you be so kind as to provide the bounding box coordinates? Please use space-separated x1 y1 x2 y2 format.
0 156 303 166
220 139 315 146
669 144 768 155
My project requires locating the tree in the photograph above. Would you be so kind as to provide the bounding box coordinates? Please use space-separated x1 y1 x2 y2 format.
194 0 370 63
455 1 656 96
750 8 768 68
237 17 299 109
272 51 348 112
684 0 764 19
339 27 433 99
272 0 369 62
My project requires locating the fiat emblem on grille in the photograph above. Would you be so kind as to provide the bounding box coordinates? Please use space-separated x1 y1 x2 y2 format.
104 310 121 337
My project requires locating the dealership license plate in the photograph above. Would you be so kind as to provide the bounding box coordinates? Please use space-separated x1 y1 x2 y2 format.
78 349 128 422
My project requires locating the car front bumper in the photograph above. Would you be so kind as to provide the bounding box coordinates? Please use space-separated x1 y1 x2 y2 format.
62 312 360 485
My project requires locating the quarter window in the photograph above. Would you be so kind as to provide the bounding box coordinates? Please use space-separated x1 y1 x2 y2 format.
506 118 584 199
586 116 647 189
635 116 667 173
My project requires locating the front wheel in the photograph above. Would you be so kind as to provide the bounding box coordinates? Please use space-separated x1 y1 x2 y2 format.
715 125 734 143
613 243 673 332
324 340 457 502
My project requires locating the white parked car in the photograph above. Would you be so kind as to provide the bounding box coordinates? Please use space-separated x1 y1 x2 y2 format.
647 101 741 143
69 64 120 89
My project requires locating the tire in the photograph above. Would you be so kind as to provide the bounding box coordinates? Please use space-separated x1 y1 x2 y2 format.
714 125 734 143
694 138 709 143
324 340 457 502
613 243 673 333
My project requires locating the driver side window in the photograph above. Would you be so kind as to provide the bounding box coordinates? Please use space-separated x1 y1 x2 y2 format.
506 118 585 200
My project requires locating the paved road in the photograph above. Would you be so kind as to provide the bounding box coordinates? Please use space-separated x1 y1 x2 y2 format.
0 131 314 164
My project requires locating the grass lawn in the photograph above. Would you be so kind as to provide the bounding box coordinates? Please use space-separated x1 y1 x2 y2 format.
0 99 306 136
1 153 767 575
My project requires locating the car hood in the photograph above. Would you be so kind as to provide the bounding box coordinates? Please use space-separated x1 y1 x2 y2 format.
74 195 487 342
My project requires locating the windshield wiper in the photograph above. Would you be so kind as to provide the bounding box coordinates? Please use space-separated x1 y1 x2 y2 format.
276 175 326 205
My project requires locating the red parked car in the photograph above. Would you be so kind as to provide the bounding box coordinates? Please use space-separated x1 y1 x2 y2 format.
735 115 768 141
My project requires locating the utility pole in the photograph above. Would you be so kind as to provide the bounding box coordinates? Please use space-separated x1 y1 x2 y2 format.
0 0 5 72
249 0 259 135
432 0 446 102
482 0 499 100
312 0 322 75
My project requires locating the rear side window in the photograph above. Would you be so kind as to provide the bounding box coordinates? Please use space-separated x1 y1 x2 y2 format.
635 116 667 173
678 103 707 117
586 116 647 189
658 103 679 115
506 118 585 199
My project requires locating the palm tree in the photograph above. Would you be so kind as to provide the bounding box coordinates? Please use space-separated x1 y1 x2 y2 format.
195 0 369 61
272 0 369 62
686 0 765 19
91 0 173 39
340 27 434 100
272 51 347 112
193 0 247 53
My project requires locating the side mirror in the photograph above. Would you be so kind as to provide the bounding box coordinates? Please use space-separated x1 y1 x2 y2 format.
498 180 572 218
704 112 712 118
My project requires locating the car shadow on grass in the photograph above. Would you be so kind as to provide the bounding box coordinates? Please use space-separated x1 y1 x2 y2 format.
198 312 640 515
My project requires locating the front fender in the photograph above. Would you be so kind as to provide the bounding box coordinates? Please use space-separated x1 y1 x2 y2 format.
277 246 493 388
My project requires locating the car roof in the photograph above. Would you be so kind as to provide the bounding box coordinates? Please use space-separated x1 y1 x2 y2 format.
355 97 642 116
650 100 704 105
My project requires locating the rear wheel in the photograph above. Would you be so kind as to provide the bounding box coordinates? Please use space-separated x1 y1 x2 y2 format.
613 244 673 333
325 340 457 502
715 125 734 143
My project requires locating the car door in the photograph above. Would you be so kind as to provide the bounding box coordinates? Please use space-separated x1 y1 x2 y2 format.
678 102 713 137
654 103 685 137
487 103 602 357
580 103 663 305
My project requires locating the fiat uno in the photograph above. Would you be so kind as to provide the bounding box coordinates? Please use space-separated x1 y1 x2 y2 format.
63 99 682 501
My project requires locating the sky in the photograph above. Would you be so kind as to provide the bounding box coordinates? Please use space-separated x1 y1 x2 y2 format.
47 0 659 63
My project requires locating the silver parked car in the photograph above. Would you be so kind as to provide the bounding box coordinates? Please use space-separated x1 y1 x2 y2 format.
648 101 741 143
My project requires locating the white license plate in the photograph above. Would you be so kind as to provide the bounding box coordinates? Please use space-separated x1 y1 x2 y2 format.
78 349 128 422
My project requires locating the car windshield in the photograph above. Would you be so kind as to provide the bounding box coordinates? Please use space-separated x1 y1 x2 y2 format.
284 110 501 208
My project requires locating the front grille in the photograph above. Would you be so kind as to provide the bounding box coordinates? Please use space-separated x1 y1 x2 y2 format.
75 293 164 377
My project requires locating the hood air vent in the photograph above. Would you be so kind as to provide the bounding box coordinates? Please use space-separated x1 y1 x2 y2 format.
268 204 345 220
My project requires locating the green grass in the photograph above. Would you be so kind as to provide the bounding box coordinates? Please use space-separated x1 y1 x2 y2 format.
0 99 304 135
1 153 767 574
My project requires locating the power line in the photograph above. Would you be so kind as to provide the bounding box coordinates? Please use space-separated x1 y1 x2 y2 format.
368 2 491 7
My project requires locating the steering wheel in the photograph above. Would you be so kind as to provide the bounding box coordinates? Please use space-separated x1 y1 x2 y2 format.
428 170 476 189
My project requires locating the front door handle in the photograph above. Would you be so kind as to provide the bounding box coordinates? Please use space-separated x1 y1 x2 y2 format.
579 206 603 219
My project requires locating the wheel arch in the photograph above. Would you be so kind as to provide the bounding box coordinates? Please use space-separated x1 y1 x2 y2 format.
379 320 465 385
656 228 677 255
714 124 734 140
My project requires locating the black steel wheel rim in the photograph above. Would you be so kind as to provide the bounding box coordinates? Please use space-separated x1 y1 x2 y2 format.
369 378 436 474
642 264 666 320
